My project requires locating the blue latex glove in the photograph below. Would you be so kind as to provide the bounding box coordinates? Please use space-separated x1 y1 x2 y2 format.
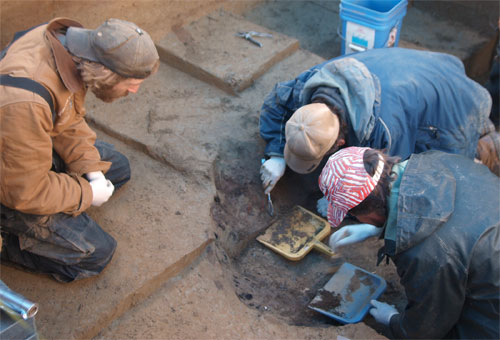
369 300 399 326
316 196 329 218
260 156 286 194
328 224 382 250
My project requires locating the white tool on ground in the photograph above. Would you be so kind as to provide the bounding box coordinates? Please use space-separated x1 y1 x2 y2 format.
236 31 273 47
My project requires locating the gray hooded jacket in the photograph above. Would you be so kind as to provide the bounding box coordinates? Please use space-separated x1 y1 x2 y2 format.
381 151 500 339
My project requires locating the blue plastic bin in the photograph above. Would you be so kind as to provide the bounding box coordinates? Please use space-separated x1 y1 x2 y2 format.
308 262 387 324
339 0 408 55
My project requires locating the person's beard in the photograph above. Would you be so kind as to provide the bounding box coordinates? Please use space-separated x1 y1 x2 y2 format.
91 85 129 103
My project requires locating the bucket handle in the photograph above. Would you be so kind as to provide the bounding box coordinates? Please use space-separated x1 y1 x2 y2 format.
336 21 346 42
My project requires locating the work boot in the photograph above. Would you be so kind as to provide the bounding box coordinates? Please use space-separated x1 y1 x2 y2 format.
477 132 500 177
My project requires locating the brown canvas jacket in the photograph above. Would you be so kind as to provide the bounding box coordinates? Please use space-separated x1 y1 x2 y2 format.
0 18 111 215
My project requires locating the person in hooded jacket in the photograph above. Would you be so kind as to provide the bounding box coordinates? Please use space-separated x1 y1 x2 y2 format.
259 47 498 203
318 146 500 339
0 18 159 282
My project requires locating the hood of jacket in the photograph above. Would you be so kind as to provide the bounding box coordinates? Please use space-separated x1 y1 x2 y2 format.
45 17 85 93
392 151 457 254
1 17 86 117
299 57 381 145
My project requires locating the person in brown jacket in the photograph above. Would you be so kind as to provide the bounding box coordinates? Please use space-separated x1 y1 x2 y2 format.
0 18 159 282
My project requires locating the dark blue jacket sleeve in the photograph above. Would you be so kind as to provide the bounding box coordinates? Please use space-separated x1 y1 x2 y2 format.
259 67 321 157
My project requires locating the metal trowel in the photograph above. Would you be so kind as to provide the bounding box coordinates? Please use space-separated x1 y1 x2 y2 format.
261 158 274 216
265 192 274 216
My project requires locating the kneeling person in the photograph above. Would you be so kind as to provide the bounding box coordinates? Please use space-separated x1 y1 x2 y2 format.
0 18 159 282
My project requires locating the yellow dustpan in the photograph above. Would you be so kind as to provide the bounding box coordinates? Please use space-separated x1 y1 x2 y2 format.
257 205 337 261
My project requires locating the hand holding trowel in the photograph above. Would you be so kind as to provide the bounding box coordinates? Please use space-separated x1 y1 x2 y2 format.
260 158 284 216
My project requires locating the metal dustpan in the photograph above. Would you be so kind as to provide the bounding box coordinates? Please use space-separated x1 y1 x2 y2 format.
257 205 337 261
308 262 387 324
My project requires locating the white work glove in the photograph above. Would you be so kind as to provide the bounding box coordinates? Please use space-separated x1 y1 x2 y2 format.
260 156 286 195
86 171 105 182
369 300 399 326
86 171 114 207
328 223 382 250
316 196 329 218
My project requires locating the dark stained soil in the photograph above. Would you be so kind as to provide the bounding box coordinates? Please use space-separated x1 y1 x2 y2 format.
310 289 343 313
211 140 407 336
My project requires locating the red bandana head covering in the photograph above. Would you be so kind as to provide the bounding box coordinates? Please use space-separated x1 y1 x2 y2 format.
319 147 384 227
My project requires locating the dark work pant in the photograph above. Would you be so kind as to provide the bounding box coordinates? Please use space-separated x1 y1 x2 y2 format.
0 140 131 282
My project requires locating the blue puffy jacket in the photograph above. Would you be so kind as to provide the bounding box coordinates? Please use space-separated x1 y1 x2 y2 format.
259 48 492 160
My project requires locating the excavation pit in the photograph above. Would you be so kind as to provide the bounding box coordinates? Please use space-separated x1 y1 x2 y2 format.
211 144 407 337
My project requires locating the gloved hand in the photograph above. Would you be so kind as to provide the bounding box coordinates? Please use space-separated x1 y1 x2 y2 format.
369 300 399 326
316 196 329 217
328 223 382 250
86 171 105 182
260 156 286 195
86 171 115 207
